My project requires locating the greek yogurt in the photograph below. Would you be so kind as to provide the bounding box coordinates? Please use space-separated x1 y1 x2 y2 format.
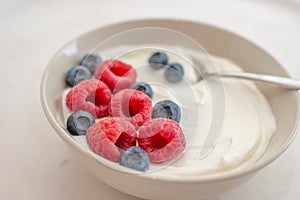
63 45 276 177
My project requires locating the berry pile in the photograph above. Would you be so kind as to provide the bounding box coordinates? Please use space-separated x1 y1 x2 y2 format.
64 52 186 172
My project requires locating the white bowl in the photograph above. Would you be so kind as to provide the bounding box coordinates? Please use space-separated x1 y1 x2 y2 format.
40 19 300 200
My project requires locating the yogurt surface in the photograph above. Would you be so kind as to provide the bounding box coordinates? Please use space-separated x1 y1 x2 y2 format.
63 44 276 177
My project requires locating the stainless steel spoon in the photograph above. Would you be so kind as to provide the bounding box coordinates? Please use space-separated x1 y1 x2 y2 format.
193 59 300 89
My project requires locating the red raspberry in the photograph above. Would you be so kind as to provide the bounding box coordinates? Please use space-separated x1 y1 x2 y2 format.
137 118 186 164
109 89 152 127
66 79 112 118
94 60 137 93
86 117 137 162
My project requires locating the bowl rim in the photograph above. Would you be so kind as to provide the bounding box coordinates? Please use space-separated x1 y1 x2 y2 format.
40 18 300 183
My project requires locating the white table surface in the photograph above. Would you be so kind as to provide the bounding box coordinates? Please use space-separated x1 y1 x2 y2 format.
1 0 300 199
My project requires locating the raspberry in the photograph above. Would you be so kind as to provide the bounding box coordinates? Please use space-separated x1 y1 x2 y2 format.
137 118 186 164
94 60 137 93
109 89 152 127
66 79 112 118
86 117 137 162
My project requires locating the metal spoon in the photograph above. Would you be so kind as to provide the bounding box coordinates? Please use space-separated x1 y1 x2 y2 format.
193 58 300 89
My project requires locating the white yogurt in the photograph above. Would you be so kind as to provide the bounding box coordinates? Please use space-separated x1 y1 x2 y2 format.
63 45 276 177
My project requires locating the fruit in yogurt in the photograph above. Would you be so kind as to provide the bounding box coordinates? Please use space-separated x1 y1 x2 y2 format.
120 146 150 172
66 79 112 118
164 62 184 83
66 110 95 136
94 59 137 93
86 117 137 162
63 50 189 171
130 82 153 99
148 52 169 69
109 89 152 127
80 53 103 74
137 118 185 164
61 46 276 175
65 65 92 87
152 100 181 123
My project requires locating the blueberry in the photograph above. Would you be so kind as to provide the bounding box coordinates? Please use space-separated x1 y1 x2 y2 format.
130 82 153 99
66 110 95 136
164 62 184 83
65 65 92 87
148 52 168 70
80 53 102 74
120 146 150 172
152 100 181 123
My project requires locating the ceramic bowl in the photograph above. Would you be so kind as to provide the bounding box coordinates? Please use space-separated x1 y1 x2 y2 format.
40 19 300 200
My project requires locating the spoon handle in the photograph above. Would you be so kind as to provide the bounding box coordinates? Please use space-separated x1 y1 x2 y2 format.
219 71 300 89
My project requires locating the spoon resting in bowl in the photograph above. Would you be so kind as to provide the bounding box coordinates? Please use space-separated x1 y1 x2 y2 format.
193 58 300 89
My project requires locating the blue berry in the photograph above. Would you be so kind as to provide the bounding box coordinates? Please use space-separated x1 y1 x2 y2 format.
164 63 184 83
152 100 181 123
120 146 150 172
66 110 95 136
65 65 92 87
80 53 102 74
148 52 168 70
130 82 153 99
